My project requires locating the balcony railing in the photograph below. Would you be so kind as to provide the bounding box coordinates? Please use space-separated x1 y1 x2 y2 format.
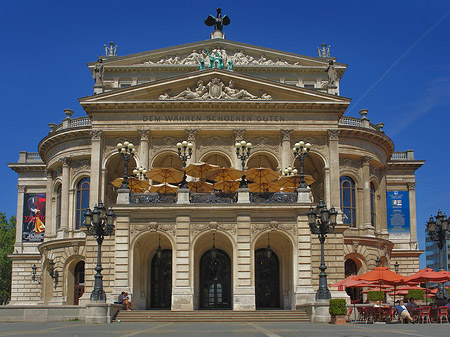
18 151 43 163
52 117 92 133
338 116 379 131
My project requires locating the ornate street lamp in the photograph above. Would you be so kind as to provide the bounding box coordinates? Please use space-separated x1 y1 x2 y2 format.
265 232 273 259
133 166 148 180
308 200 337 300
394 261 399 273
292 141 312 188
117 141 136 189
426 210 449 302
376 256 381 267
177 140 193 188
283 166 298 176
82 203 116 302
235 140 252 187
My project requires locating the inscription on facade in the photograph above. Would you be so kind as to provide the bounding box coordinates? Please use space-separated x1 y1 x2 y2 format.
143 115 286 122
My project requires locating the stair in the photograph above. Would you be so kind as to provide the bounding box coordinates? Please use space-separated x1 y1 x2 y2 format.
114 309 310 323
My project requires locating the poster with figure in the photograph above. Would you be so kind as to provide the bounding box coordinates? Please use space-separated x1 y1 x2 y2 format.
23 193 46 242
387 191 410 238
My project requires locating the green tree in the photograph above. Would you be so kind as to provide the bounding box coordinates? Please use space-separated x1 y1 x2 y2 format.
0 213 16 305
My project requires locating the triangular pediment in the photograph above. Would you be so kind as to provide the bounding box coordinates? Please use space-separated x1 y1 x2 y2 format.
80 69 351 106
89 39 346 72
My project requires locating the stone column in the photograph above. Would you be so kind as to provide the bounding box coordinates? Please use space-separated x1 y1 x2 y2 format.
408 182 418 248
172 214 193 310
111 212 131 301
378 169 388 237
233 129 246 170
14 185 25 253
59 157 70 236
327 130 340 210
323 167 330 207
362 157 373 230
90 130 102 208
280 129 293 170
185 129 198 164
138 130 150 169
44 170 54 239
234 213 255 310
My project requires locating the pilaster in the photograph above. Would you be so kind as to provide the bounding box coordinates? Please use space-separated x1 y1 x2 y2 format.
233 129 245 170
280 129 293 170
408 182 418 248
362 156 374 232
138 129 150 169
112 212 131 301
327 130 340 210
59 157 70 236
89 130 103 208
14 185 25 253
44 170 54 239
185 129 198 165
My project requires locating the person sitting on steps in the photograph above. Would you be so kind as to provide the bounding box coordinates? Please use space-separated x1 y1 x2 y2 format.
118 291 132 311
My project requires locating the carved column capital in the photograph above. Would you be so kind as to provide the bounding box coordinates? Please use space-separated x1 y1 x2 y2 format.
185 129 198 142
89 130 103 140
280 129 293 141
138 129 150 141
362 156 372 166
45 169 53 178
233 129 246 142
60 157 71 167
17 185 25 193
327 129 340 141
407 182 416 190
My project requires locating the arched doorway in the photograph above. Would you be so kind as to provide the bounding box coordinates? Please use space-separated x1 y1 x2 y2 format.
73 261 85 305
150 249 172 309
345 258 361 301
199 249 231 309
255 248 280 309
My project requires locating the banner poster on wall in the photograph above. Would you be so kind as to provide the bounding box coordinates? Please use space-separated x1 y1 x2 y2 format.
22 193 46 242
386 191 410 239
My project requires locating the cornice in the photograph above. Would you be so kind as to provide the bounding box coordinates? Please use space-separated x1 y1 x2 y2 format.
344 235 394 251
8 163 46 172
338 127 395 159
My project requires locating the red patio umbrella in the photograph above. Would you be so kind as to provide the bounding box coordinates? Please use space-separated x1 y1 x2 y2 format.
404 268 450 304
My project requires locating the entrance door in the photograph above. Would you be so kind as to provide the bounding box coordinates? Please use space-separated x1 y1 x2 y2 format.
73 261 85 305
151 249 172 309
200 249 231 309
255 248 280 309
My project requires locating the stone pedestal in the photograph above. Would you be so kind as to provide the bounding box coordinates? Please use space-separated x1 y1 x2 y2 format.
85 302 122 324
236 188 250 203
94 84 103 95
233 287 256 310
297 187 311 203
294 286 316 306
177 188 190 204
116 188 130 204
172 287 193 311
210 30 225 39
311 299 331 323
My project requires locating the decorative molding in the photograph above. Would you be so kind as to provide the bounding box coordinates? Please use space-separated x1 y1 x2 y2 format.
17 185 25 193
71 159 91 173
233 129 246 142
185 129 199 142
90 130 103 141
159 78 271 100
407 182 416 190
198 136 233 151
280 129 293 141
138 129 150 141
352 241 359 253
340 158 359 172
251 136 279 149
327 130 340 141
131 222 176 237
362 156 372 166
191 221 236 236
60 157 71 167
251 221 295 236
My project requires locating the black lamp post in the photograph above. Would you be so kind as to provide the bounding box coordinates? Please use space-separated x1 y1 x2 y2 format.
235 140 252 187
376 256 381 267
394 261 399 273
117 141 136 189
82 202 116 302
133 166 148 180
308 200 337 300
283 167 298 176
426 210 449 302
292 141 312 188
177 140 193 188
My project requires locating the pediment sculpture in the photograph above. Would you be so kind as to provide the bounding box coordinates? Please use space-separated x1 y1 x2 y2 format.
141 48 294 67
158 78 272 100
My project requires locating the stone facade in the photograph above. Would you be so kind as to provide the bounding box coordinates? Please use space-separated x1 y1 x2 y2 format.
7 35 423 311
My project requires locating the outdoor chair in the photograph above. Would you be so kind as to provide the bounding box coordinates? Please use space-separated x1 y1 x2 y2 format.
357 307 366 322
437 306 449 324
419 306 431 324
345 307 353 322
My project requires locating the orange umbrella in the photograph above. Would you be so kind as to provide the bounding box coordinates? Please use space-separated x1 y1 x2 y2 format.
111 177 150 193
245 168 280 184
149 182 179 194
147 167 183 184
204 167 242 182
248 181 282 193
213 180 240 193
276 174 315 188
185 162 218 179
188 180 214 193
404 268 450 283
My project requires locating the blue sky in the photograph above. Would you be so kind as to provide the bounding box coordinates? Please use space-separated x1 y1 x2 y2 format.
1 1 450 267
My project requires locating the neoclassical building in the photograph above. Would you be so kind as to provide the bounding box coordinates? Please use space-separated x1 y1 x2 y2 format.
8 26 424 314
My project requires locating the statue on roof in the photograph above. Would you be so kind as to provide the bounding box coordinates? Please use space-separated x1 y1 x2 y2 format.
104 42 118 56
326 59 338 88
205 8 230 32
317 43 331 58
93 58 104 86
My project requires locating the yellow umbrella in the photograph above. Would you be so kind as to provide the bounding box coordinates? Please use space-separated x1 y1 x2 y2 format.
188 180 214 193
149 183 179 194
185 162 219 179
111 177 150 193
245 167 280 184
248 181 282 193
276 174 315 188
213 180 240 193
146 167 184 184
204 167 242 182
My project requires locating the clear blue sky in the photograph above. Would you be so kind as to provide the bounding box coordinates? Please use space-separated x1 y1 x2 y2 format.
1 1 450 268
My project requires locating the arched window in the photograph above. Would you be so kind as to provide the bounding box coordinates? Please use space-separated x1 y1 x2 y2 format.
55 185 62 229
370 182 376 227
340 176 356 227
75 177 90 229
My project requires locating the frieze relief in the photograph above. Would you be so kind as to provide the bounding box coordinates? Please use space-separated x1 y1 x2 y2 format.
103 137 140 155
250 136 279 150
191 221 236 236
159 78 272 101
340 158 360 173
139 48 296 67
131 222 176 237
152 137 178 149
251 221 296 237
71 159 91 174
198 136 233 151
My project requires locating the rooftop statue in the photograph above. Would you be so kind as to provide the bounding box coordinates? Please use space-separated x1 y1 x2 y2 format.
93 58 104 86
205 8 230 32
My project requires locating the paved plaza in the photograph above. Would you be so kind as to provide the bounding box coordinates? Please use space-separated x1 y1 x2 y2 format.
0 321 448 337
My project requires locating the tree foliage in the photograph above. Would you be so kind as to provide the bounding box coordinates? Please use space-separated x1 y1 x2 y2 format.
0 213 16 305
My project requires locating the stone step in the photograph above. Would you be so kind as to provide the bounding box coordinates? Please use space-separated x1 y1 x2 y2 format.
114 310 310 323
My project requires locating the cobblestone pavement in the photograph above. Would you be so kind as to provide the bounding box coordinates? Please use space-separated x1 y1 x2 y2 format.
0 321 448 337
